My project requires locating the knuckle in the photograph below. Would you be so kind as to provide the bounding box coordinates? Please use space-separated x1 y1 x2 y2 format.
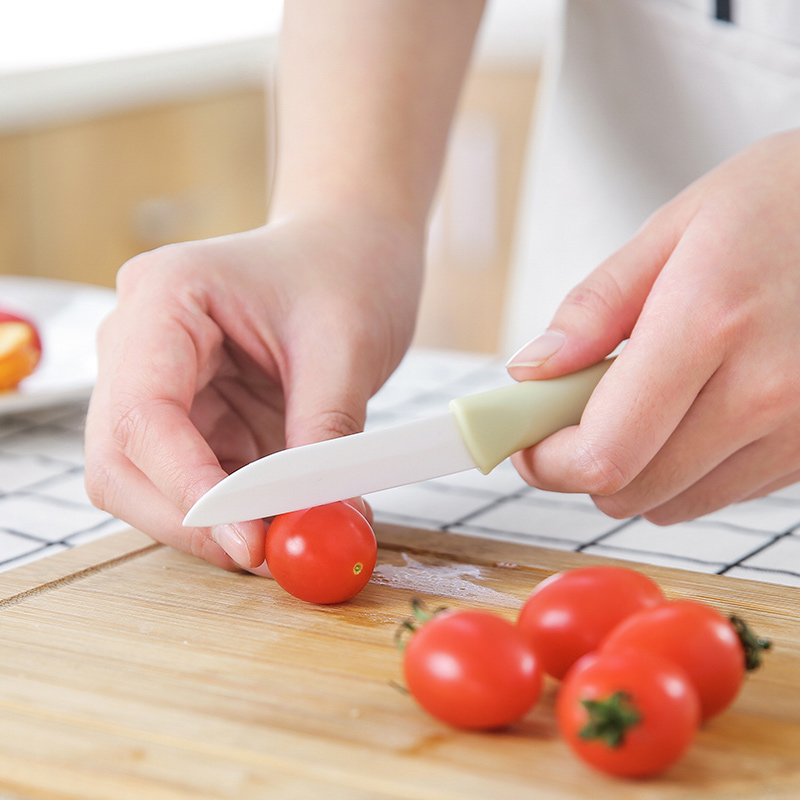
95 310 116 344
109 396 222 514
575 438 636 497
592 492 641 521
287 409 364 450
115 250 161 295
188 526 217 562
110 396 186 484
110 396 151 459
562 269 625 325
178 473 219 516
188 527 243 573
746 371 799 430
115 243 200 298
83 457 112 513
312 408 365 441
642 507 682 526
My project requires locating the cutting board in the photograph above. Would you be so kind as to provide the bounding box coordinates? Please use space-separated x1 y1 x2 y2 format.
0 524 798 800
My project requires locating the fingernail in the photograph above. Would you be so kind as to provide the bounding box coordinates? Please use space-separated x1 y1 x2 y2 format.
247 560 273 578
506 330 566 368
212 525 252 568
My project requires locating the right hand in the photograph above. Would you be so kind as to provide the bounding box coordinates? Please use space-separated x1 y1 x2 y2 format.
84 207 423 571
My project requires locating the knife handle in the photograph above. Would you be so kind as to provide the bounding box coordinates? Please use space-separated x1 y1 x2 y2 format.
448 358 614 474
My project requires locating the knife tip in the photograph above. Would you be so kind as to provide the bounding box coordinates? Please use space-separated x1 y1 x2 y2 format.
182 504 212 528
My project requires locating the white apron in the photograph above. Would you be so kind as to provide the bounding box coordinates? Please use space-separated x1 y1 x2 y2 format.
502 0 800 356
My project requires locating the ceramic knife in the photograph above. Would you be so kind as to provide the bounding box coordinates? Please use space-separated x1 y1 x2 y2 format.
183 358 613 527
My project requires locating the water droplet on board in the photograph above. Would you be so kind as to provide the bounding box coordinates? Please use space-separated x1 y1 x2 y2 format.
371 553 515 607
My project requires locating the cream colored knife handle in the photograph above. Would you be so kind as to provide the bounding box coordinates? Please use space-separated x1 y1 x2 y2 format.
448 358 614 474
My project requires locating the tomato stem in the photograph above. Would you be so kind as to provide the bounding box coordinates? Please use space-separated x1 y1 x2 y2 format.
394 598 448 652
729 615 772 671
389 680 409 695
394 619 417 652
411 597 448 624
579 691 642 748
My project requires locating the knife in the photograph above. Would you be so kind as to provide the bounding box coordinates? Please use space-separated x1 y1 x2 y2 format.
182 358 613 527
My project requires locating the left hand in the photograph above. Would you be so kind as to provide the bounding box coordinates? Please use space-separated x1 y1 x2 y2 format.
84 210 421 571
506 129 800 524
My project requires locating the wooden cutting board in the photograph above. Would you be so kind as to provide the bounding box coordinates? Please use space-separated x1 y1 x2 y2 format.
0 524 798 800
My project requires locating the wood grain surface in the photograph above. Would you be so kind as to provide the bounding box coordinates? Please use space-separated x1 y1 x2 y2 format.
0 524 798 800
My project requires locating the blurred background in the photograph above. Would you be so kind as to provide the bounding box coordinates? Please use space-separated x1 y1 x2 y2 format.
1 0 559 355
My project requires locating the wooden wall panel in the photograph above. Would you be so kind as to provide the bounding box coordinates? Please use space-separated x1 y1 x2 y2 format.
1 88 269 288
0 134 32 280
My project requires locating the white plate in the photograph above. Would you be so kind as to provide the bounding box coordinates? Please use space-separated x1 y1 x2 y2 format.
0 276 117 415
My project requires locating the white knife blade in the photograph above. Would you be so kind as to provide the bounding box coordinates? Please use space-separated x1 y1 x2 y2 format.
182 358 614 527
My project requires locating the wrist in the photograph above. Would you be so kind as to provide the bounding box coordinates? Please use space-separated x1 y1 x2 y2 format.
269 161 433 235
267 191 428 253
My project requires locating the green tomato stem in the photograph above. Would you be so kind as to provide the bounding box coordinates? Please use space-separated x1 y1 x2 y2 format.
729 615 772 672
393 598 449 652
579 691 642 748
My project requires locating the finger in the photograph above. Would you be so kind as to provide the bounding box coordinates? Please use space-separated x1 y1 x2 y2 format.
86 420 268 570
84 436 266 570
511 341 718 498
641 432 800 524
282 325 373 448
282 341 375 525
97 297 233 515
506 204 686 379
248 561 274 578
87 323 268 568
191 376 286 472
743 470 800 502
511 228 726 498
585 360 768 519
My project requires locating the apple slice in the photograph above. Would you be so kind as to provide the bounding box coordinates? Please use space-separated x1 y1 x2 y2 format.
0 311 43 391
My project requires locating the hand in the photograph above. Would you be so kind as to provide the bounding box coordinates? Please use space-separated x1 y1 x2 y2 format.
84 208 422 569
506 129 800 523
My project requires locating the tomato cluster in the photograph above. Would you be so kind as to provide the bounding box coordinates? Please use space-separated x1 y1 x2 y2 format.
398 565 771 779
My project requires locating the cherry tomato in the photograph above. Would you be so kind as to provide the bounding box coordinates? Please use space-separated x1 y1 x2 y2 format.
601 600 771 721
516 566 665 679
402 606 543 730
265 501 377 604
557 649 700 778
343 496 373 525
0 310 42 391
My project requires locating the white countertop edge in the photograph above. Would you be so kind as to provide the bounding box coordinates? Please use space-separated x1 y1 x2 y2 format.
0 36 277 134
0 0 559 134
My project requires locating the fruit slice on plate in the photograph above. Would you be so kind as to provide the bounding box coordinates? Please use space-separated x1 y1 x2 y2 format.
0 311 43 391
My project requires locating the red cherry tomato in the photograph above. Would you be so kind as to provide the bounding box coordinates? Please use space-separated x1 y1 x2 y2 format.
516 566 665 679
557 649 700 778
402 607 543 730
265 501 377 604
601 600 771 720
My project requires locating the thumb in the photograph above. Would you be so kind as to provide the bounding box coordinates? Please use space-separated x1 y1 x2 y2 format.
506 218 678 380
282 346 371 450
